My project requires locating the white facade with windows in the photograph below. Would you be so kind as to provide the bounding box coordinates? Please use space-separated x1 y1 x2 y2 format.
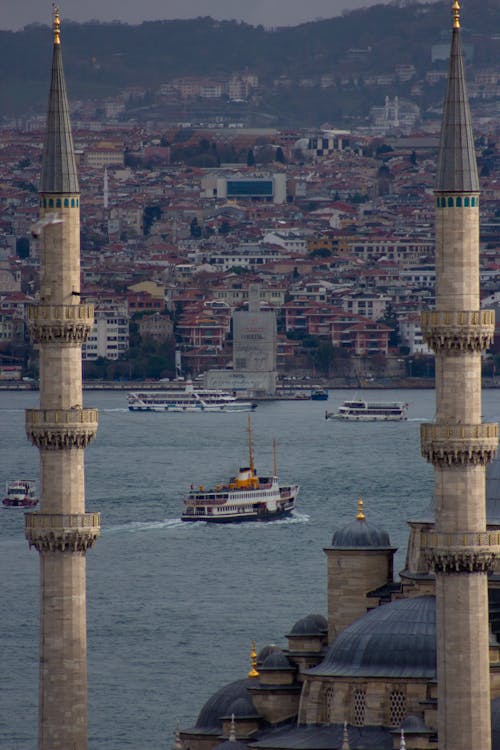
82 302 129 361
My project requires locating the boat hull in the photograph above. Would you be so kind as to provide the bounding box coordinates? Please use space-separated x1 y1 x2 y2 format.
329 414 407 422
181 500 296 523
2 498 38 508
129 403 256 413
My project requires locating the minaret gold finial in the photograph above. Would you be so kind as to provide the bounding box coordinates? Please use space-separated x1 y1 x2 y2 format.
452 0 460 29
53 4 61 45
247 640 259 678
356 497 365 521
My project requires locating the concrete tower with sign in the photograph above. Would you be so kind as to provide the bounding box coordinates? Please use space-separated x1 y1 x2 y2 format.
24 10 100 750
420 3 498 750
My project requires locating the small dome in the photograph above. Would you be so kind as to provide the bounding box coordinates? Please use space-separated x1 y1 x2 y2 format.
257 644 282 667
261 652 293 670
222 696 257 719
309 596 436 679
195 679 258 731
289 613 328 636
331 516 390 548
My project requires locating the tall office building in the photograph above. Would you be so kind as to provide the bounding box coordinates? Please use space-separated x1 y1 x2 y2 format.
24 10 100 750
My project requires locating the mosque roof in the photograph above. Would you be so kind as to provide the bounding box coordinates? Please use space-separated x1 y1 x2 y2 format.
257 645 282 667
260 652 294 671
40 12 79 194
435 15 479 192
308 596 436 679
249 723 392 749
330 517 391 549
193 679 259 732
288 613 328 637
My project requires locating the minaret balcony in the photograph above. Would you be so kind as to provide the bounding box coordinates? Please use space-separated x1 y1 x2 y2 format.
421 530 500 574
26 408 98 449
420 309 495 352
26 303 94 344
25 512 100 552
421 422 498 466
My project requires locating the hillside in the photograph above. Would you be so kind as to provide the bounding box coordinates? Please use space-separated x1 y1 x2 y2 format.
0 0 499 123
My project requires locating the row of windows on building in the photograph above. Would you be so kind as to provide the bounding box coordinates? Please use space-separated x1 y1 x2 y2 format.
324 686 406 727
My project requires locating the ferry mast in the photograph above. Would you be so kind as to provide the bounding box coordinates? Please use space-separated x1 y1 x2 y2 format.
420 3 498 750
24 9 99 749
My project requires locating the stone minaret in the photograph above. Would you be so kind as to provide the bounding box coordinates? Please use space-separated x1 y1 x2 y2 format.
420 3 498 750
24 10 99 750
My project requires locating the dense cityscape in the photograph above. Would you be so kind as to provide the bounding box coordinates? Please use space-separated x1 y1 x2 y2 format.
0 3 499 389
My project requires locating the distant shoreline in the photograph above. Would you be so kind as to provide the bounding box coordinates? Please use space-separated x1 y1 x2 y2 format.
2 379 500 392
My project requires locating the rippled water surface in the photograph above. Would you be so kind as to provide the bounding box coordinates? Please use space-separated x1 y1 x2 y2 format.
1 389 499 749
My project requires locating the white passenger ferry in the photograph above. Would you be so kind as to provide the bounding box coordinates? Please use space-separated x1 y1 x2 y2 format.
181 418 299 522
325 399 408 422
2 479 38 508
128 383 256 413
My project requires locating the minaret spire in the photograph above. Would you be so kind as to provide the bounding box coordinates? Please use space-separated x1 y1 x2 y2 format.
435 0 478 193
40 5 79 194
420 3 498 750
25 10 99 750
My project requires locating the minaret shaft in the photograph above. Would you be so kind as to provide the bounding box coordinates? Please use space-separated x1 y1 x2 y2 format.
39 553 89 749
421 9 498 750
25 12 99 750
39 205 81 305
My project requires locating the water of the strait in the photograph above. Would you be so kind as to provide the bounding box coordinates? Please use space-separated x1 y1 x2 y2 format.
1 388 499 749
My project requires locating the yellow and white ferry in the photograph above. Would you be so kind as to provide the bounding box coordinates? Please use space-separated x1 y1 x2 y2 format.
181 418 299 523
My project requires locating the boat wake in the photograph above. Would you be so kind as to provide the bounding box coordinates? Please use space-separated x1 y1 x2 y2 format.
273 511 310 524
103 518 186 534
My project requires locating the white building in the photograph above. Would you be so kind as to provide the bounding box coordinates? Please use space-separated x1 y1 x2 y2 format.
82 301 129 361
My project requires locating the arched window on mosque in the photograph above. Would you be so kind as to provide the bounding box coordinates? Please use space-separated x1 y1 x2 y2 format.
352 688 366 726
324 686 335 722
389 689 406 727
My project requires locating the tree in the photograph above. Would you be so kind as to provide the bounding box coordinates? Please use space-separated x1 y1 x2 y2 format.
190 217 202 238
275 146 286 163
143 205 162 236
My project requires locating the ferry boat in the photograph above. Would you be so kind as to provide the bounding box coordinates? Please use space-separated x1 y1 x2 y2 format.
128 383 256 413
181 418 299 523
2 479 38 508
325 399 408 422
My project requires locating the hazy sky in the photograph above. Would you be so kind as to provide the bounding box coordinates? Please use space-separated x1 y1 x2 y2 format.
1 0 394 31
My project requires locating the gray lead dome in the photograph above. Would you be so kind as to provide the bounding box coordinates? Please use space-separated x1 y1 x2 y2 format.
331 516 390 548
309 596 436 678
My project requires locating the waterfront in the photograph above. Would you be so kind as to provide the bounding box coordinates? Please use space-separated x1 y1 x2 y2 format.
1 389 499 749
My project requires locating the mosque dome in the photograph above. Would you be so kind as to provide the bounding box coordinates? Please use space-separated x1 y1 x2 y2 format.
309 596 436 679
289 613 328 636
257 645 282 667
331 499 391 548
195 679 259 731
260 652 293 670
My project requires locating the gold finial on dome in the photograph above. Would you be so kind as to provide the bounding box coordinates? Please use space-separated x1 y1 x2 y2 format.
356 497 365 521
247 640 259 678
53 4 61 45
452 0 460 29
